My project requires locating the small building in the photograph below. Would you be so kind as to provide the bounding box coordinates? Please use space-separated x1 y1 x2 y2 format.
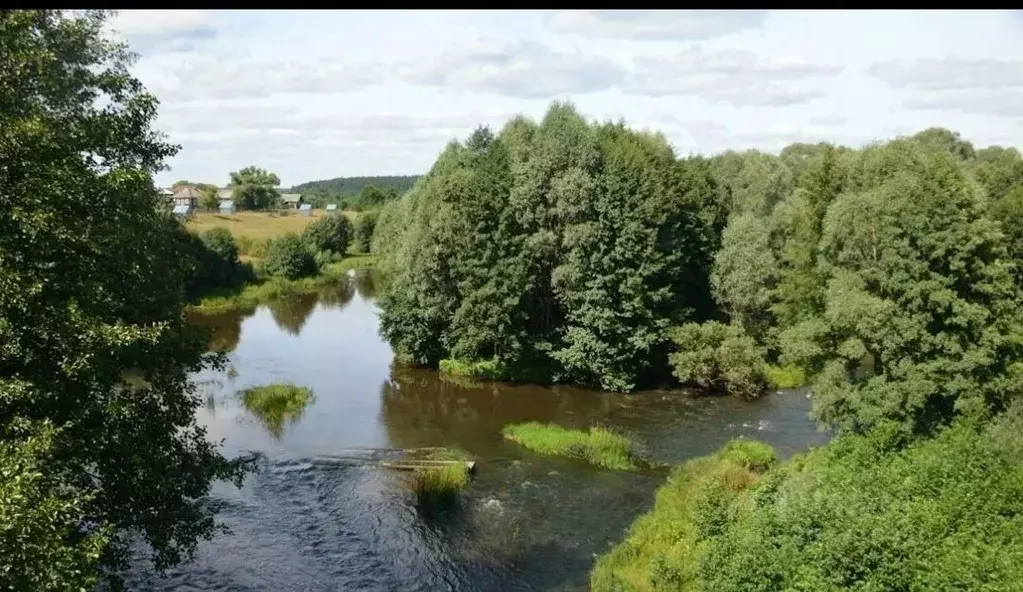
216 187 235 201
171 186 201 209
219 200 236 215
325 203 339 215
172 204 192 220
281 193 304 209
299 203 313 217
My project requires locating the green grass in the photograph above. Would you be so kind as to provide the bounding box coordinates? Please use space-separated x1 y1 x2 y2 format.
501 422 639 471
764 364 809 389
188 254 377 314
438 358 509 381
404 448 474 511
238 383 315 440
590 439 777 592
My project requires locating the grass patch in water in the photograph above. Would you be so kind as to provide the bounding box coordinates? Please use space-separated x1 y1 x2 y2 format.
239 383 315 440
501 422 638 471
764 363 809 389
589 438 776 592
411 464 470 510
189 255 377 314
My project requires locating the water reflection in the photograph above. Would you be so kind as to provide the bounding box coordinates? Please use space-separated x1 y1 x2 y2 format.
268 292 319 336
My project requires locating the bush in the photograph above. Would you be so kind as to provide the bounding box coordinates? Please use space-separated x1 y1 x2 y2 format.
354 210 378 253
668 321 767 399
262 233 317 280
764 364 808 389
200 227 239 264
302 213 353 256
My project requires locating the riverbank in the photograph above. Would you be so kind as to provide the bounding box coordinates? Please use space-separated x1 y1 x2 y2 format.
188 254 377 314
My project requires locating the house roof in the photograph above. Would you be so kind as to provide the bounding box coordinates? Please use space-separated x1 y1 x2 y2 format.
325 204 338 211
281 193 303 203
172 205 191 214
173 186 201 199
219 200 235 208
298 203 313 211
159 188 175 196
217 188 234 199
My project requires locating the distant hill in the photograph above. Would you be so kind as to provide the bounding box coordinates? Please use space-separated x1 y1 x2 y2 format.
290 175 420 199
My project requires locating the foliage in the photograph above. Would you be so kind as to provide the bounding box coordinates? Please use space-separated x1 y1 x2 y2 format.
199 186 219 211
354 210 379 252
302 211 353 255
200 227 239 264
763 364 808 389
698 411 1023 591
590 439 776 592
230 166 281 210
0 423 111 592
780 141 1023 435
377 104 717 392
410 465 470 513
0 9 251 585
501 422 639 471
438 358 509 381
668 322 767 399
262 233 318 280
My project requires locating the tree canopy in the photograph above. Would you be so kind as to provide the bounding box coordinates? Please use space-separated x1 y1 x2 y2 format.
0 10 250 588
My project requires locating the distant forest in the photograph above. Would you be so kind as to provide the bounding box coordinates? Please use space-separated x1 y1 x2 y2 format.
290 175 420 209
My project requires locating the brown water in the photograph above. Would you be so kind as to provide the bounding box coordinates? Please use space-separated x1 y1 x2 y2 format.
123 270 828 592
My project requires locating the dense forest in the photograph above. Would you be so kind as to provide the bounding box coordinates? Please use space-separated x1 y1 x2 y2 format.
373 104 1023 589
291 175 419 209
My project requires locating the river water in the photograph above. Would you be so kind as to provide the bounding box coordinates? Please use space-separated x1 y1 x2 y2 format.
123 270 828 592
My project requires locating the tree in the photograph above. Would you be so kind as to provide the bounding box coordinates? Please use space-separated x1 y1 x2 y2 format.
230 166 280 210
780 141 1023 435
302 213 353 255
200 185 219 211
0 9 250 585
355 210 379 252
263 233 317 279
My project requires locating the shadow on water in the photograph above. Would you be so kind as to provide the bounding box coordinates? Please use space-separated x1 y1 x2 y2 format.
123 269 828 591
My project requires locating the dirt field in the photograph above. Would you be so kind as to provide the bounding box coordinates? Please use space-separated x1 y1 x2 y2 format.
186 210 358 241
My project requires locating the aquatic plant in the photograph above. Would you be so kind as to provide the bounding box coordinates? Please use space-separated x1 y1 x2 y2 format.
501 422 638 471
410 464 470 510
239 384 315 440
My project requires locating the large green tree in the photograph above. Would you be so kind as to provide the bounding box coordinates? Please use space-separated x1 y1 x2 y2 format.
230 166 281 210
378 105 715 391
780 140 1023 435
0 10 250 587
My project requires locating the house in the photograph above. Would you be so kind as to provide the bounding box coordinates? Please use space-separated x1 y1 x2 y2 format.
281 193 304 209
325 203 339 215
217 187 235 201
171 186 201 209
298 203 313 217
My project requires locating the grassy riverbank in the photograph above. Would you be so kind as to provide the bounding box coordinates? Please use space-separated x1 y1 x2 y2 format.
189 254 377 314
590 439 776 591
502 422 639 471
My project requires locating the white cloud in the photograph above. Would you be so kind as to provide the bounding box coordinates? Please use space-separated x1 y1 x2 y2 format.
544 10 769 41
624 48 842 106
93 9 1023 187
395 39 627 98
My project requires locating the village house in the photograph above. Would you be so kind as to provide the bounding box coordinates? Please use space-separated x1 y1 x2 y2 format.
281 193 304 209
170 186 201 209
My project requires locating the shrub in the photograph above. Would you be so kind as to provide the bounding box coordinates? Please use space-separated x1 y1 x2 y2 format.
501 422 638 471
302 213 353 256
354 210 379 252
764 364 808 389
668 321 767 399
200 227 239 264
262 233 317 280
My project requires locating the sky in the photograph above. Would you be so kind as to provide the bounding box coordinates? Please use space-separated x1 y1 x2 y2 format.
105 10 1023 189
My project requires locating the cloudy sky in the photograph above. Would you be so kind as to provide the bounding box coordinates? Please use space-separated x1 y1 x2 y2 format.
106 10 1023 188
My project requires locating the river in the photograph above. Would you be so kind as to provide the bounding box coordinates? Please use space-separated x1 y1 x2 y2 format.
122 269 829 592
